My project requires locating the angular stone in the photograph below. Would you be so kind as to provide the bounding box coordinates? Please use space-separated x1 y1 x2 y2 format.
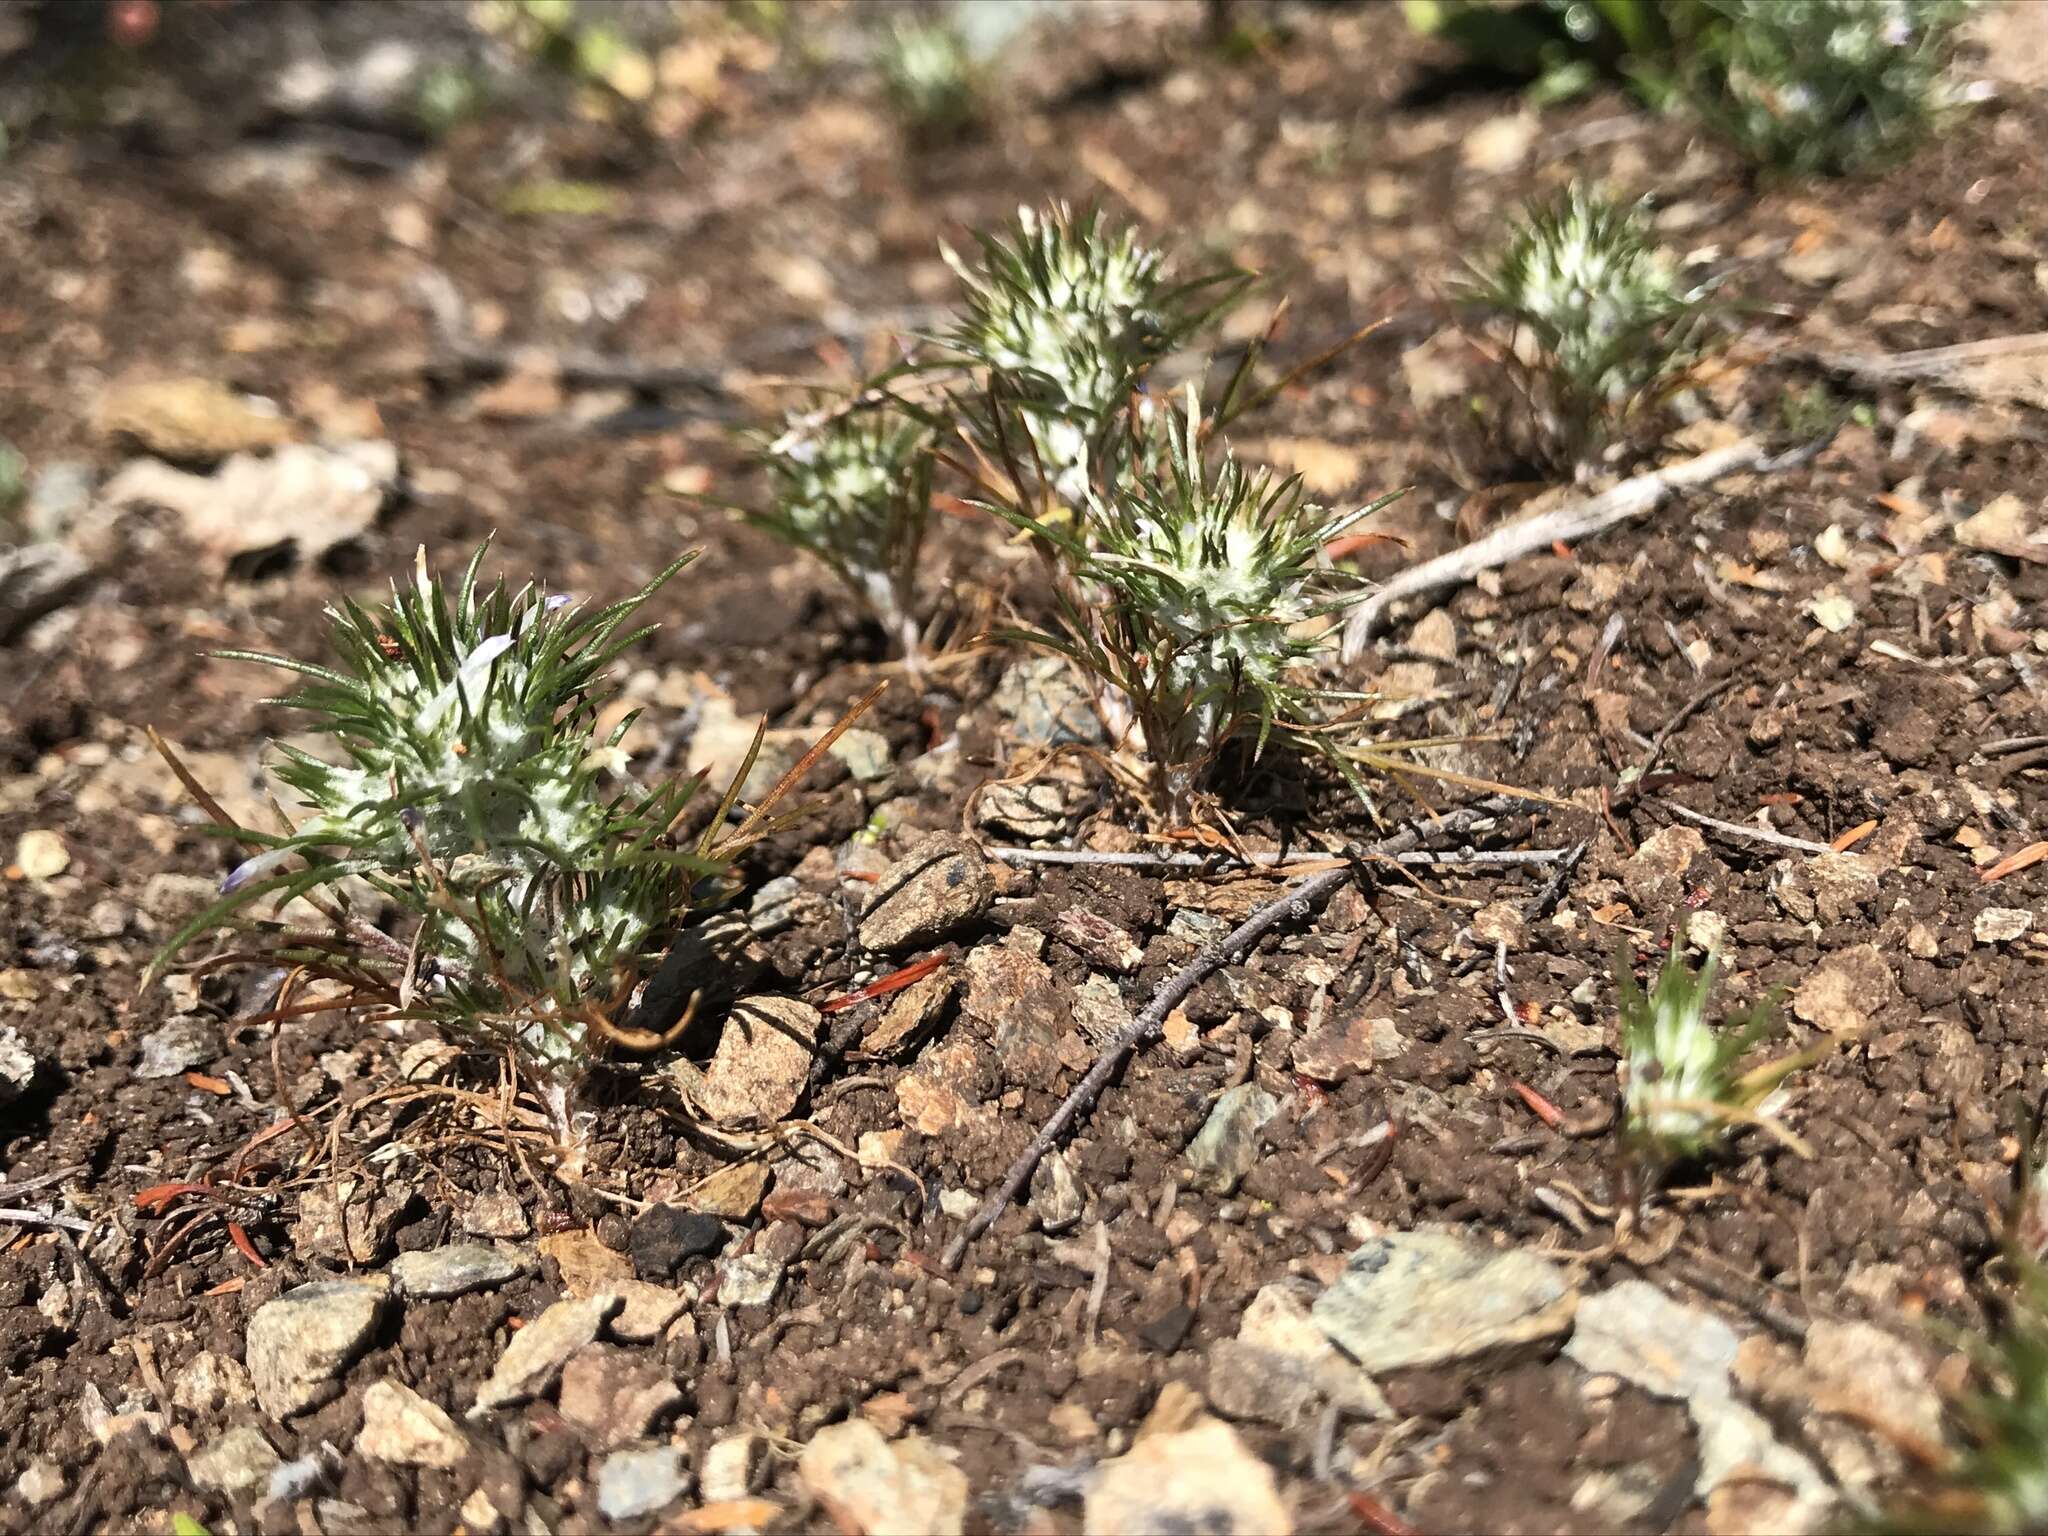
798 1420 967 1536
188 1425 280 1495
992 656 1105 747
701 1433 764 1502
1055 908 1144 973
1085 1416 1291 1535
597 1445 691 1523
1184 1084 1284 1195
473 1293 622 1411
857 838 995 953
1313 1230 1576 1372
1622 826 1708 911
1206 1285 1389 1426
859 968 956 1059
630 1204 728 1281
1030 1150 1084 1234
357 1379 468 1469
136 1015 220 1079
463 1190 530 1239
15 1461 64 1505
695 997 819 1125
559 1345 684 1451
171 1350 255 1416
1291 1013 1378 1084
716 1253 784 1310
95 376 295 460
1791 944 1896 1037
246 1278 390 1418
541 1228 634 1295
390 1243 529 1300
690 1161 771 1221
610 1280 687 1344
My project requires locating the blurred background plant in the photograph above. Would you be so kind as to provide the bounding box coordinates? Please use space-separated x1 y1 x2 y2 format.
1680 0 1977 177
1404 0 1979 173
1461 181 1724 472
876 12 981 145
743 404 937 666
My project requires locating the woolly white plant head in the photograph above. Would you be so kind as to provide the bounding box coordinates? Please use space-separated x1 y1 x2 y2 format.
939 203 1248 503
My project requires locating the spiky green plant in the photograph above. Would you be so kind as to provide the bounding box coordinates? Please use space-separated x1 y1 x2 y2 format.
1615 926 1804 1167
1682 0 1977 178
149 546 777 1109
747 405 935 662
1463 182 1721 470
877 15 981 142
938 204 1250 505
989 385 1398 824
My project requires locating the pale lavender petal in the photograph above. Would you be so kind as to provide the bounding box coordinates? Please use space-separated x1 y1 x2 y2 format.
222 847 295 893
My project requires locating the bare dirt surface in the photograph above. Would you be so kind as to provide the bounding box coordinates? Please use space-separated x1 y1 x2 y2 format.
3 3 2047 1533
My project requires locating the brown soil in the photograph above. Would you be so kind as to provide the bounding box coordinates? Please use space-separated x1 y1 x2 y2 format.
3 3 2047 1533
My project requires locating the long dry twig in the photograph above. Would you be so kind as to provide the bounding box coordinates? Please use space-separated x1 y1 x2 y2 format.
1803 330 2048 389
980 845 1574 871
1339 436 1827 658
1661 801 1833 856
941 795 1528 1269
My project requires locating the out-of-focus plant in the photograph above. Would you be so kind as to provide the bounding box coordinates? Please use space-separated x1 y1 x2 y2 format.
877 15 981 143
0 443 25 515
1614 923 1808 1173
987 385 1400 825
937 203 1251 506
1680 0 1978 177
148 545 858 1142
742 405 936 664
1461 181 1723 470
1401 0 1693 104
475 0 656 117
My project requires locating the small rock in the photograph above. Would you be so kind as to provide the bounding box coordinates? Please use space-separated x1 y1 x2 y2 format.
0 1026 36 1102
463 1190 531 1239
1622 826 1708 911
1807 852 1881 924
1469 900 1525 951
859 968 955 1058
1084 1415 1292 1536
25 460 94 541
828 728 894 784
189 1425 282 1495
629 1205 727 1281
390 1243 528 1300
691 1162 771 1221
95 376 295 460
559 1345 684 1451
15 1461 64 1505
961 938 1065 1083
1207 1285 1389 1426
135 1015 220 1079
596 1445 692 1523
976 779 1089 840
541 1228 635 1295
610 1280 686 1343
716 1253 784 1309
246 1278 390 1418
357 1379 468 1469
1409 608 1458 662
473 1293 622 1412
1291 1013 1379 1084
13 829 68 879
702 1432 764 1501
1955 492 2039 554
102 439 395 578
1567 1280 1832 1528
1055 908 1145 973
0 543 95 645
1138 1305 1195 1355
798 1420 968 1536
992 657 1105 746
1030 1150 1084 1234
1313 1229 1577 1372
171 1350 255 1416
1184 1084 1284 1195
695 997 819 1125
857 838 995 953
1460 109 1537 172
1975 907 2034 945
1791 944 1896 1037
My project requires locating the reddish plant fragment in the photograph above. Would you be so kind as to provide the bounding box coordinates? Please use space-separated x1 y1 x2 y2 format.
1981 840 2048 883
1509 1078 1565 1130
818 953 947 1014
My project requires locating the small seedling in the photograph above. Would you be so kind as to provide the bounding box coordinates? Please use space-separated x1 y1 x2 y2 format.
877 15 981 143
745 405 935 663
1682 0 1978 177
1462 182 1720 470
937 203 1250 504
991 385 1399 825
1615 925 1806 1170
149 545 854 1139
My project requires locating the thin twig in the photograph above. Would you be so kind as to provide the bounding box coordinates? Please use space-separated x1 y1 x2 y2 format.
1802 330 2048 389
1613 675 1741 805
0 1207 93 1233
941 796 1528 1269
1522 838 1590 923
980 846 1573 871
1661 801 1833 856
1340 436 1828 658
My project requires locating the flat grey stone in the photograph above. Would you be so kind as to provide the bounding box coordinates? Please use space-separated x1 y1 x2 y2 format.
246 1278 390 1418
390 1243 529 1300
1313 1229 1577 1373
596 1445 691 1523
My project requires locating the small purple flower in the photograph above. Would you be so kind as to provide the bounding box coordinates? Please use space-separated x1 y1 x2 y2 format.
222 846 295 894
544 592 574 612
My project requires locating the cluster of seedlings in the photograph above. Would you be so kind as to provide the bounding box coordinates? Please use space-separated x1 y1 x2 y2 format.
143 11 2046 1520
